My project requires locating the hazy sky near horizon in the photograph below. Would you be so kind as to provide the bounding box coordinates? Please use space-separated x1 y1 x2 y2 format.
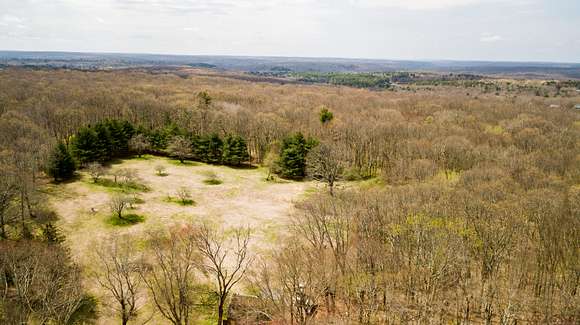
1 0 579 62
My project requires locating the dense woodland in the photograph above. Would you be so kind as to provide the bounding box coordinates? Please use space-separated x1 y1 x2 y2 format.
0 67 579 324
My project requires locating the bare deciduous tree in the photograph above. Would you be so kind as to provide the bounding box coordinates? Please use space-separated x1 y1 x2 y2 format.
87 162 106 183
95 235 142 325
176 186 192 204
0 240 87 324
0 162 17 239
306 143 343 196
155 164 167 176
128 134 150 158
168 136 192 164
139 228 199 325
193 224 253 325
109 194 130 219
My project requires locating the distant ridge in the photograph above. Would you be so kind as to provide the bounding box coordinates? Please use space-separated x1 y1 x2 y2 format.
2 50 579 79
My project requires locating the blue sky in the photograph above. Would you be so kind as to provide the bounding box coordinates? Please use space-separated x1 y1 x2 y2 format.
1 0 579 62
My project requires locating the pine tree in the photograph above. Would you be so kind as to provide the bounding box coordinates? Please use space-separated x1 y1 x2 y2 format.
277 133 317 178
71 127 99 164
222 135 249 166
206 134 223 164
319 106 334 124
93 123 113 161
46 142 76 181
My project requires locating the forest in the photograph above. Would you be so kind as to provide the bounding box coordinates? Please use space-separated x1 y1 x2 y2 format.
0 67 579 324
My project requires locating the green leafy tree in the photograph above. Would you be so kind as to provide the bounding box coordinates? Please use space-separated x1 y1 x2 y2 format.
222 135 249 166
277 133 317 178
46 142 76 181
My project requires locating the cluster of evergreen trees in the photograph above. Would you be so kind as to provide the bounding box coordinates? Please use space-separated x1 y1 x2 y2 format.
71 120 135 164
192 134 249 165
45 120 257 180
276 132 318 178
45 117 319 182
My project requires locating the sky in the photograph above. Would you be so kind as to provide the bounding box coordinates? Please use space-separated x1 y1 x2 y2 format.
1 0 579 62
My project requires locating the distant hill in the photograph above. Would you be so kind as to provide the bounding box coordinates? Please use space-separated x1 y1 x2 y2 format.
1 51 579 79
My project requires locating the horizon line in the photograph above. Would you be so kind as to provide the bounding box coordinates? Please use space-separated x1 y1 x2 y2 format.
1 49 580 66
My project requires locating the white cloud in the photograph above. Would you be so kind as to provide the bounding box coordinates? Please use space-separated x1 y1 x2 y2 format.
0 14 26 29
480 32 503 43
111 0 317 15
349 0 509 10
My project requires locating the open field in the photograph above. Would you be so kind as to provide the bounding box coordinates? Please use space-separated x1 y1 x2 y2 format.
44 155 314 323
48 155 314 259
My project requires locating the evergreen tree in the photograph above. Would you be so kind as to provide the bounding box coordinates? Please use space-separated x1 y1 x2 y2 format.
206 134 223 164
71 126 99 164
277 133 317 178
46 142 76 181
319 106 334 124
222 135 250 166
93 123 113 161
147 128 168 150
104 119 134 156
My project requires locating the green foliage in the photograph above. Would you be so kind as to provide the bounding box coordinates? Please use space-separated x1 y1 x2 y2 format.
163 196 196 206
192 134 224 164
46 142 76 181
103 119 134 156
93 123 113 161
222 135 250 166
203 178 223 185
106 213 145 226
92 178 149 193
202 171 223 185
71 119 136 164
277 133 317 179
293 72 392 89
319 107 334 124
71 127 99 164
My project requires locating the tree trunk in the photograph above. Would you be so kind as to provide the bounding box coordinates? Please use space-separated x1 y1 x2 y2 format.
217 299 224 325
0 216 5 239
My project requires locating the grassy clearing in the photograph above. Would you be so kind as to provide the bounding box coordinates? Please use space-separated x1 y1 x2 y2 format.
202 170 223 185
167 159 200 166
88 178 150 193
163 196 196 206
105 213 145 226
132 154 155 161
203 178 223 185
49 155 313 323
